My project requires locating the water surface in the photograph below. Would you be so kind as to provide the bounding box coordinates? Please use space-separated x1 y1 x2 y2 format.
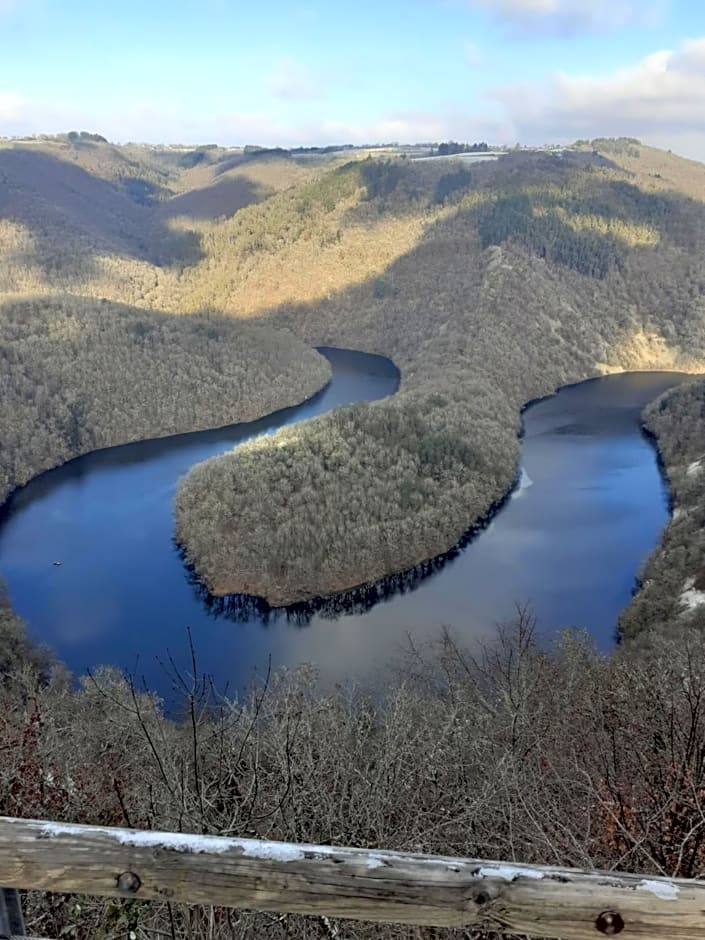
0 356 690 701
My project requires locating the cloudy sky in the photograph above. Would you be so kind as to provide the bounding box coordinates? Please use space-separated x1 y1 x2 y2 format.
1 0 704 157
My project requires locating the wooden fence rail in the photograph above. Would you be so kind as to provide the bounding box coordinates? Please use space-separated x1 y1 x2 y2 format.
1 816 705 938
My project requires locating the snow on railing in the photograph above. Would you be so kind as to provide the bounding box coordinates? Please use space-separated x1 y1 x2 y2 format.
1 815 704 938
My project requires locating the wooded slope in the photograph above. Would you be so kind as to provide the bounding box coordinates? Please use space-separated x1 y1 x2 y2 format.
175 146 705 603
0 295 329 505
4 136 705 610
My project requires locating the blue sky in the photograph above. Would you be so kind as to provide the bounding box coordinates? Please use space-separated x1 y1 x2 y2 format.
1 0 705 157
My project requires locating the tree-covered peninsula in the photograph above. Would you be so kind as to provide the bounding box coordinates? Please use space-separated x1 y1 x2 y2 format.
3 136 705 617
174 145 705 604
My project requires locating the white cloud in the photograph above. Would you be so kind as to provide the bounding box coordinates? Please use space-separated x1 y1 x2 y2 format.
0 93 504 148
266 59 319 101
461 0 666 35
494 36 705 156
6 35 705 161
319 111 510 146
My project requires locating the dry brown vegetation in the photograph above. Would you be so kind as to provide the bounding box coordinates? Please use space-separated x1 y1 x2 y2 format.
582 137 705 202
5 603 705 938
157 151 315 223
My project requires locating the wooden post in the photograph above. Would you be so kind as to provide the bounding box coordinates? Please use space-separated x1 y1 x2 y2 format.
2 816 705 938
0 887 25 937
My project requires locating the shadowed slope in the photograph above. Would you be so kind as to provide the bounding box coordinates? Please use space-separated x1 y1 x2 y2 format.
157 154 313 222
0 295 330 505
0 147 203 274
175 152 705 604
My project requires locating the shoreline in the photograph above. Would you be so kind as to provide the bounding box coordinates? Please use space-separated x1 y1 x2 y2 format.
185 462 523 624
193 370 695 618
2 355 692 631
616 414 682 644
0 360 334 523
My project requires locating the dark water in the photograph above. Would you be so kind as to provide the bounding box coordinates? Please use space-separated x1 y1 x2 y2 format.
0 354 691 701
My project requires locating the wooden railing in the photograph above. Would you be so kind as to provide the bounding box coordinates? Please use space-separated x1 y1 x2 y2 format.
1 816 705 938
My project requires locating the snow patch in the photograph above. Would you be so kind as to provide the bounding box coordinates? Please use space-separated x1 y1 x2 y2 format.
242 842 307 863
680 589 705 611
478 865 544 882
41 823 236 855
366 855 385 870
39 823 333 863
636 879 679 901
511 468 534 500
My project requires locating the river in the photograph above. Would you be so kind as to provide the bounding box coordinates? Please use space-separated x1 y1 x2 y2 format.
0 349 691 702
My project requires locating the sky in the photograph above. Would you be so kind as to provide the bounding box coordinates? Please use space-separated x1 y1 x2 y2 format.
1 0 705 158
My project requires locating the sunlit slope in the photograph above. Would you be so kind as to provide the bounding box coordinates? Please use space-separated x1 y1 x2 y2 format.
586 138 705 202
156 151 316 224
175 146 705 604
0 143 320 296
4 139 705 608
155 159 438 315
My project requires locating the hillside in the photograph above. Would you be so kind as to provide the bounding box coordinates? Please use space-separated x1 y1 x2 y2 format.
4 585 705 939
0 139 321 295
5 135 705 937
0 295 330 505
3 137 705 615
620 376 705 643
174 145 705 604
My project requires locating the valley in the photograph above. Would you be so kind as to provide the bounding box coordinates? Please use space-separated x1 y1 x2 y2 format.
3 136 705 634
3 132 705 939
0 360 689 698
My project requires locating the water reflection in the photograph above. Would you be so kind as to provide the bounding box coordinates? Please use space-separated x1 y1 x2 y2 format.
0 362 693 703
191 554 457 625
186 478 518 627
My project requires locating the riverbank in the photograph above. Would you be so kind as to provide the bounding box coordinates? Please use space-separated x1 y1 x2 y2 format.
6 572 705 940
0 364 691 694
0 348 403 695
177 358 701 608
619 376 705 644
191 461 524 618
0 295 331 510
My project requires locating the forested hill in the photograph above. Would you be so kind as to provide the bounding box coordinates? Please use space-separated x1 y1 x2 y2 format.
0 138 317 287
4 135 705 623
620 379 705 644
6 135 705 939
174 141 705 606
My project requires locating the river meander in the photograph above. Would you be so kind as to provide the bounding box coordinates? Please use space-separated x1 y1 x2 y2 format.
0 349 692 701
